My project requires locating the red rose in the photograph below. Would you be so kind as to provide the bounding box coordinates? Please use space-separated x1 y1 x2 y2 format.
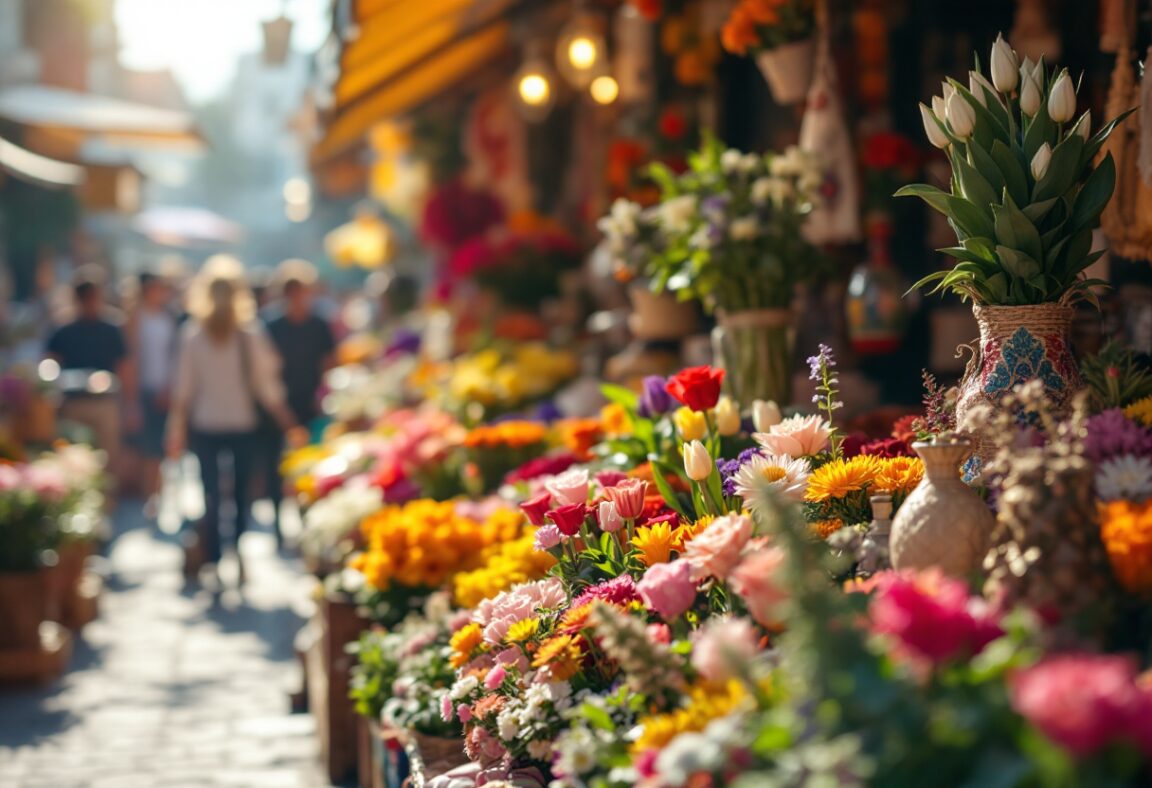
519 492 552 526
547 503 587 536
665 366 725 411
658 107 687 140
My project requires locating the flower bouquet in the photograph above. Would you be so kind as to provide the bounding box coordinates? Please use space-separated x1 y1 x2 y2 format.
896 34 1132 437
599 136 823 405
447 230 581 312
720 0 818 104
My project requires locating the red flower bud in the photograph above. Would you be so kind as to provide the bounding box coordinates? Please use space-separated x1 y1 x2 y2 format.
547 503 587 536
519 492 552 526
665 365 725 412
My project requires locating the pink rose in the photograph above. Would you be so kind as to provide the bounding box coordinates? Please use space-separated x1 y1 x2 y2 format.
683 514 753 581
869 569 1003 665
603 478 649 519
638 560 697 619
753 414 832 457
691 617 760 683
484 664 506 689
546 468 590 507
1011 654 1152 758
597 500 623 533
729 545 788 628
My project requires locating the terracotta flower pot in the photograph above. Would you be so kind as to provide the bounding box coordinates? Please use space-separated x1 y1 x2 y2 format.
0 570 50 649
755 39 817 105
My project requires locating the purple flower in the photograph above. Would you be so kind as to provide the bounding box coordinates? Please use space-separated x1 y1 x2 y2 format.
638 375 673 418
384 328 421 358
717 447 763 497
807 343 837 381
1084 410 1152 464
701 194 730 220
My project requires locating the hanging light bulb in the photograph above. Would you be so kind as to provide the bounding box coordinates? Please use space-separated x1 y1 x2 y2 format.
589 74 619 105
556 10 606 88
513 42 557 122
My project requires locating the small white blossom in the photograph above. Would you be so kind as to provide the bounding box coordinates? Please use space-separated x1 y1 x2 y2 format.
658 195 698 233
1096 455 1152 502
719 149 742 173
449 675 478 699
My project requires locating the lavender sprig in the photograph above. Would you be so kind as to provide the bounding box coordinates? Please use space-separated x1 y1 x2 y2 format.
808 343 843 457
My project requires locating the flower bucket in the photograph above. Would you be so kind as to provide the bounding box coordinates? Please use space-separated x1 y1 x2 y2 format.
0 570 50 649
712 308 794 406
627 285 698 341
955 304 1082 464
755 39 817 105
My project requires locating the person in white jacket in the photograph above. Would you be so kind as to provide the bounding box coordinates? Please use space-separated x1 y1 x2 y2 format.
167 256 298 585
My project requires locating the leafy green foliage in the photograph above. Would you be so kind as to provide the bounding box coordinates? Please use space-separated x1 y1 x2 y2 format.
1080 342 1152 411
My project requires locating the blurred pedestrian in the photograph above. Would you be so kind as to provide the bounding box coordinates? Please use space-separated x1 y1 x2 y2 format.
47 266 135 480
166 256 298 586
261 259 335 546
126 269 179 517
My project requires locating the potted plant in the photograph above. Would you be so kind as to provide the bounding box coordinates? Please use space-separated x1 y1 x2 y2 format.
599 135 824 405
896 34 1132 440
0 464 63 649
721 0 818 104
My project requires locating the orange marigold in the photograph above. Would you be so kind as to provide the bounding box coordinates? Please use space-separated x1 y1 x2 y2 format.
1099 500 1152 595
811 519 846 539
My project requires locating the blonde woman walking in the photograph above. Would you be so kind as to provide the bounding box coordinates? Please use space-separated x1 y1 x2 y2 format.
166 256 297 585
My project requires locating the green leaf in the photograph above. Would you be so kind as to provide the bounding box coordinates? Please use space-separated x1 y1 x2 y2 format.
986 271 1009 302
1022 99 1056 159
1033 134 1084 203
966 137 1005 197
580 703 615 732
989 139 1028 205
1022 197 1059 224
600 383 638 411
1070 153 1117 233
962 236 999 262
996 245 1043 281
1084 107 1137 162
895 183 994 239
894 183 951 212
993 194 1043 263
952 148 1000 218
648 460 689 518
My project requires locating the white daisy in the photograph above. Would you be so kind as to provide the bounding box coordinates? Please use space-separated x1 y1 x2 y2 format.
1095 454 1152 502
733 453 811 509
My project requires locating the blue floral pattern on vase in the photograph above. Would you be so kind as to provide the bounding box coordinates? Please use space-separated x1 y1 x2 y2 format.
982 327 1066 396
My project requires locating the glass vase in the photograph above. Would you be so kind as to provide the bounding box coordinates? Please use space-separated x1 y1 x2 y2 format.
712 308 794 407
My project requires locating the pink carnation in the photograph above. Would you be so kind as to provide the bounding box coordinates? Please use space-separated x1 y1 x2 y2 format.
457 703 473 723
729 544 788 628
753 414 832 457
638 560 697 619
691 617 760 683
683 514 753 581
1011 654 1152 758
572 576 639 609
440 694 454 722
868 569 1003 664
484 664 506 690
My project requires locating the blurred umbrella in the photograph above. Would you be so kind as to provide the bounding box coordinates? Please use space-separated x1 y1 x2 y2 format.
132 206 244 247
0 136 84 188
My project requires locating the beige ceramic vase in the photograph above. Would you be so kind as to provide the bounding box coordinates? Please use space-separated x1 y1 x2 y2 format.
889 435 994 578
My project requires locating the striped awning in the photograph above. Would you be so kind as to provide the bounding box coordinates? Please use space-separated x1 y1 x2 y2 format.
312 0 520 163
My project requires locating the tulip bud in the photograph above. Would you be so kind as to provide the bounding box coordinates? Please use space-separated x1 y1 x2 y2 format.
931 95 947 122
990 33 1019 93
946 92 976 140
752 400 782 432
1047 71 1076 123
942 82 957 104
714 397 741 436
597 500 623 533
682 440 713 482
1019 69 1041 117
969 71 996 107
673 407 707 442
1071 110 1091 141
919 103 950 149
1030 143 1052 180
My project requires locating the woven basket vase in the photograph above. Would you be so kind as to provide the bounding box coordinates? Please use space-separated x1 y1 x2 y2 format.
955 303 1082 469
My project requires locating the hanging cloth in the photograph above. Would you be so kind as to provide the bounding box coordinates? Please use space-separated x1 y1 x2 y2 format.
1100 45 1152 262
799 24 862 245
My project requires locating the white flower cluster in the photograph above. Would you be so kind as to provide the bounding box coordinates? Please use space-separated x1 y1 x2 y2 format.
1095 455 1152 502
299 478 383 560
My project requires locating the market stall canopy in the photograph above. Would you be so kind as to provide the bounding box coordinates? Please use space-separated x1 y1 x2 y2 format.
0 136 84 188
0 85 204 150
312 0 520 163
132 206 245 247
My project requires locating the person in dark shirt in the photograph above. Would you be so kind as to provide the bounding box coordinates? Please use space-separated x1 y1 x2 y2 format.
260 259 335 546
47 268 136 481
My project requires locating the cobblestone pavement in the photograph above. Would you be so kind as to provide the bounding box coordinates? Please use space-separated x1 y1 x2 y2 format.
0 499 330 788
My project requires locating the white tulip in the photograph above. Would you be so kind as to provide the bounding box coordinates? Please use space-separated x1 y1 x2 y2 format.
683 440 713 482
1030 143 1052 180
946 91 976 140
931 95 947 122
990 33 1019 93
969 71 996 107
752 400 782 432
920 103 950 149
1071 110 1091 141
1019 69 1042 117
1047 71 1077 123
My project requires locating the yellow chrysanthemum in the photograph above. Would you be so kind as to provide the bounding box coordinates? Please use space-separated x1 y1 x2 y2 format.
1125 396 1152 427
804 455 882 503
632 520 677 566
632 680 748 753
811 518 846 539
450 622 485 667
1098 500 1152 595
874 456 925 495
506 616 541 643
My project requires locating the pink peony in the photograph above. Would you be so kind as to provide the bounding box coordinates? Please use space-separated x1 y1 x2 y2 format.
546 468 590 507
603 478 649 519
691 617 760 683
869 569 1003 665
753 414 832 457
683 514 753 581
638 560 698 619
597 500 623 533
1011 654 1152 758
729 544 788 628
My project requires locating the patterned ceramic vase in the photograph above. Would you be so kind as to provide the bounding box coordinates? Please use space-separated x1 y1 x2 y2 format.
955 304 1081 468
889 435 994 578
